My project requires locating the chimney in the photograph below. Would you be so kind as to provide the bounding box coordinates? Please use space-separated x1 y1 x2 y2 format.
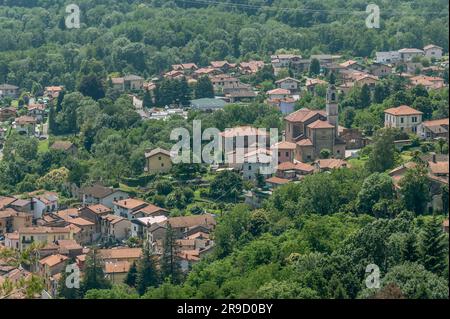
431 152 437 163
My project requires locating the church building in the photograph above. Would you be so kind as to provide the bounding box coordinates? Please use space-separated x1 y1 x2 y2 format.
284 85 346 162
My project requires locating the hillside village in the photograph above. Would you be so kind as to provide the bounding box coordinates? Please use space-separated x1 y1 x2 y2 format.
1 42 449 298
0 0 449 300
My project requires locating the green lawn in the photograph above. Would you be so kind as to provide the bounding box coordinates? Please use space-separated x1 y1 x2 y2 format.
38 139 49 153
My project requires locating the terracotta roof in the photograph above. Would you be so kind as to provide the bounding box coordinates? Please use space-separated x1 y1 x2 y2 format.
284 108 326 123
277 161 314 172
57 239 82 251
68 217 94 227
275 77 300 84
297 138 314 146
0 208 19 219
429 161 449 175
145 147 171 158
86 204 111 215
398 48 424 53
424 118 449 127
56 208 79 221
340 60 359 68
101 214 128 225
424 44 443 50
15 116 36 125
167 214 216 229
19 226 71 234
274 141 297 150
81 184 118 198
384 105 423 116
114 198 147 210
137 204 168 216
266 176 290 185
307 120 335 129
50 141 75 151
0 196 17 209
316 159 348 169
267 88 291 95
219 126 268 138
39 254 68 267
98 248 142 260
104 260 131 274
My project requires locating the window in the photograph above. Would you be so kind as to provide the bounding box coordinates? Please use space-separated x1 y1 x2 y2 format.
278 151 281 157
285 151 289 157
400 117 404 123
158 156 161 160
161 163 164 167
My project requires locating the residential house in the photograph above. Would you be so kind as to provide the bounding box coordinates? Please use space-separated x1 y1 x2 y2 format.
27 104 46 123
0 209 32 236
417 118 449 140
242 148 273 181
210 75 240 92
389 154 448 213
222 82 256 103
65 217 95 245
113 198 149 220
398 48 424 62
38 254 68 291
238 60 265 74
0 107 17 122
266 88 291 100
313 159 349 172
339 60 366 71
147 214 216 248
104 260 131 284
305 78 328 94
144 147 173 174
267 97 296 115
409 75 445 90
50 141 78 155
375 51 401 64
384 105 423 133
130 215 167 239
13 116 36 136
423 44 443 59
275 161 314 180
368 62 393 77
79 204 112 235
4 232 20 250
98 247 142 264
111 75 144 91
80 184 129 208
273 141 297 164
265 176 290 189
275 77 301 94
0 84 19 98
29 190 59 219
210 60 237 73
193 67 219 78
172 63 198 75
44 86 64 99
100 214 131 241
18 226 73 251
339 128 370 149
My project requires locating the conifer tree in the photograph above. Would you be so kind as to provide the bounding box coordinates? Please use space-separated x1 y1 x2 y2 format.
81 249 111 295
124 261 138 287
420 217 447 274
161 224 183 284
136 245 159 295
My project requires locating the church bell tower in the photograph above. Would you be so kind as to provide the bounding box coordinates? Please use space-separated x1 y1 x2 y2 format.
326 84 339 136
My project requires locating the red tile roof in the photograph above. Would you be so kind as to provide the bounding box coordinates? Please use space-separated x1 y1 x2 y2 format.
384 105 423 116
